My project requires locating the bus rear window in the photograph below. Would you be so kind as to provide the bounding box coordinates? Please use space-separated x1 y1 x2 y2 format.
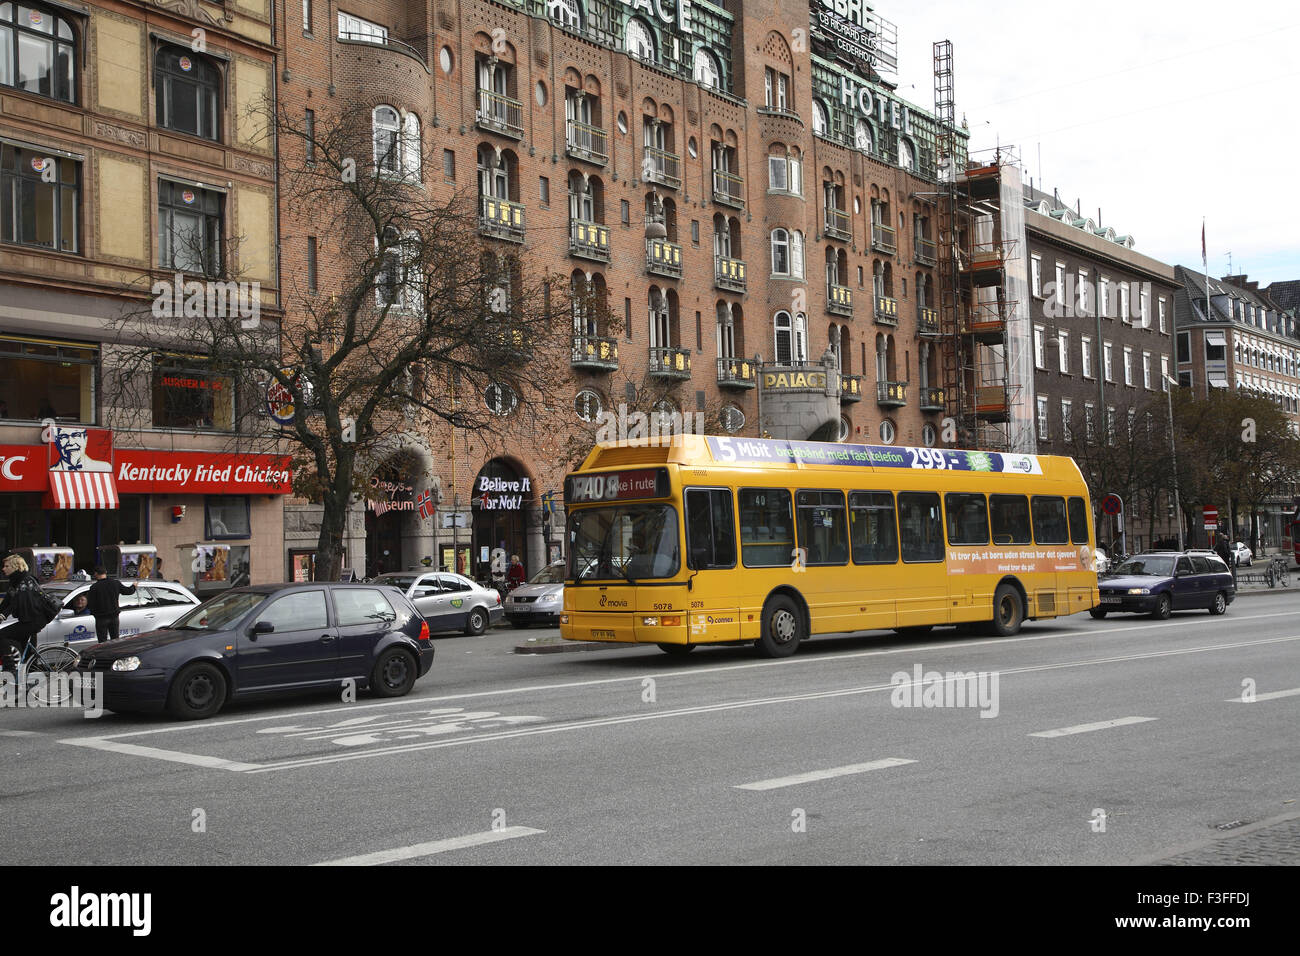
739 489 794 567
1067 496 1090 545
849 491 898 564
990 495 1031 545
796 490 848 566
945 493 989 546
898 492 943 563
1031 496 1069 545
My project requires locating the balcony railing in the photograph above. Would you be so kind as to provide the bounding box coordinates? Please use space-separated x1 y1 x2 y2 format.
479 195 525 243
827 282 853 317
643 146 681 189
824 207 851 241
649 346 692 380
920 386 945 411
915 237 937 266
874 294 899 326
872 222 897 255
337 30 426 66
840 374 863 403
571 334 619 372
566 120 608 165
646 237 682 278
917 306 940 336
476 89 524 139
714 255 746 292
712 169 744 208
569 218 610 262
717 357 756 389
877 381 907 407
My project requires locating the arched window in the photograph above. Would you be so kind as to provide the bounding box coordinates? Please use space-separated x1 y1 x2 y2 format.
649 286 672 347
774 311 793 365
626 18 655 62
770 228 790 275
898 139 915 171
156 45 220 140
569 171 595 222
402 112 421 179
693 48 721 89
717 302 736 359
1 3 75 103
812 100 829 136
828 322 841 367
767 144 803 195
550 0 582 30
854 118 872 153
373 106 400 174
478 145 510 199
790 230 804 278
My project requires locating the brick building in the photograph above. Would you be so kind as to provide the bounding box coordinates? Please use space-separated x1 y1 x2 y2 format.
276 0 967 578
0 0 288 592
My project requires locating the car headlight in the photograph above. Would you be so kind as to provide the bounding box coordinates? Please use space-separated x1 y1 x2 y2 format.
112 656 142 672
1126 588 1151 595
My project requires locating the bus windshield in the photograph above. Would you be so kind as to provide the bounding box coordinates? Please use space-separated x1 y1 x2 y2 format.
568 505 680 582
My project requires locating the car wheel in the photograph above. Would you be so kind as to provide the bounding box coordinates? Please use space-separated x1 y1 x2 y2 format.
371 647 417 698
464 607 488 636
1208 591 1228 615
166 662 227 720
1088 607 1108 619
757 596 803 658
657 643 696 656
991 584 1024 636
1151 594 1172 620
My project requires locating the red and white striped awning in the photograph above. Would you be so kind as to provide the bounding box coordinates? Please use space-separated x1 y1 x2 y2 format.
43 470 119 509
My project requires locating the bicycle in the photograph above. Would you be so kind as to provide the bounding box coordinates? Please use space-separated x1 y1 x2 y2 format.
1 630 81 705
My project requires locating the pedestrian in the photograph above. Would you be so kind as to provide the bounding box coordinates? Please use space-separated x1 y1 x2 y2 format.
507 554 526 592
86 564 137 643
0 554 60 671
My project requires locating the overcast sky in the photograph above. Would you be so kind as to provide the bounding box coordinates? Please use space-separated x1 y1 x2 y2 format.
885 0 1299 286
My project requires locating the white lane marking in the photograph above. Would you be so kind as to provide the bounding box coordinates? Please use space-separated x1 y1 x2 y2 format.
0 730 46 737
62 737 263 771
1225 687 1300 703
1029 716 1157 738
735 758 916 791
47 612 1300 742
313 826 544 866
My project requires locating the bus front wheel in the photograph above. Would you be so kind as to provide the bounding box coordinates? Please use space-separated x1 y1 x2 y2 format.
990 584 1024 637
758 596 804 658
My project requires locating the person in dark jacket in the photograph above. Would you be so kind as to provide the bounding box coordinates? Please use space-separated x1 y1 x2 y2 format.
0 554 52 670
86 564 137 643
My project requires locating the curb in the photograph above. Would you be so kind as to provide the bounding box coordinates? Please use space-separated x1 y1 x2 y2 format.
513 639 628 655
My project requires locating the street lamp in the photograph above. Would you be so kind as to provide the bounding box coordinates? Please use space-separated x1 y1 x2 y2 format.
1164 374 1184 550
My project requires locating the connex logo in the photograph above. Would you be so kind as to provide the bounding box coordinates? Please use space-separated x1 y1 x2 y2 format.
50 886 151 936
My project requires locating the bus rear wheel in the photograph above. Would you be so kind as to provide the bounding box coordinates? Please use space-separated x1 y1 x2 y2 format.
757 596 803 658
990 584 1024 637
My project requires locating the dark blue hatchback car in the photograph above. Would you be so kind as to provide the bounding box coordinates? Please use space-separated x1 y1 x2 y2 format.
1092 550 1236 619
76 583 435 719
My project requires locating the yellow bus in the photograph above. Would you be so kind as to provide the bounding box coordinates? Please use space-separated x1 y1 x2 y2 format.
560 435 1099 657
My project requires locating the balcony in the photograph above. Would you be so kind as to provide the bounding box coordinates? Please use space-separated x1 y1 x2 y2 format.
915 237 937 266
920 386 945 411
566 120 608 166
714 255 746 293
975 385 1009 422
485 324 528 363
476 89 524 139
712 169 744 209
917 306 940 336
643 146 681 189
569 219 610 262
872 222 897 255
877 381 907 408
646 237 682 278
571 334 619 372
717 357 756 390
824 207 851 242
874 294 899 326
827 282 853 318
479 195 525 243
649 346 692 380
336 30 426 66
840 374 863 403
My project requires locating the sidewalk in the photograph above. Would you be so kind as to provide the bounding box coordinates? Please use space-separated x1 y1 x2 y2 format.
1230 557 1299 595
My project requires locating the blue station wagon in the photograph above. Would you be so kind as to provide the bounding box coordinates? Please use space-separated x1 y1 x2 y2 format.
1092 551 1236 619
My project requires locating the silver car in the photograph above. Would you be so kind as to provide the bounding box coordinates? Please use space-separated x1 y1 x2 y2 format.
373 571 503 635
1 580 201 650
505 563 565 628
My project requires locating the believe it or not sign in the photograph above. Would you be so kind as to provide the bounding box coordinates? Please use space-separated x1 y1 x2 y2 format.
813 0 899 76
477 474 531 510
1203 506 1219 529
763 370 828 390
565 468 669 504
115 449 292 494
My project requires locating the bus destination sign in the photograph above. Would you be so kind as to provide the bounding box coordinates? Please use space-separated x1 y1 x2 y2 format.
706 437 1043 475
565 467 670 504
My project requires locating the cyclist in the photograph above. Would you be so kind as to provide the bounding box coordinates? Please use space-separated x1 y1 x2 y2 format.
0 554 57 672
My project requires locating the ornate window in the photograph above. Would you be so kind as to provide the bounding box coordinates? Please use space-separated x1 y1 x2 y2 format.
693 48 720 89
0 3 75 103
625 18 655 62
156 45 220 140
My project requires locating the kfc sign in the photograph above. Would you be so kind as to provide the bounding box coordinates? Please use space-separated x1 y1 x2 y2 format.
0 445 41 489
115 449 292 494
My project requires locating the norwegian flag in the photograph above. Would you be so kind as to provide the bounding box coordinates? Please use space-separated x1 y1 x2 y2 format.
416 489 434 520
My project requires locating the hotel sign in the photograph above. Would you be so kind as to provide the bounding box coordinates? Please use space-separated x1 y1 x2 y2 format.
618 0 693 34
763 370 828 390
812 0 898 78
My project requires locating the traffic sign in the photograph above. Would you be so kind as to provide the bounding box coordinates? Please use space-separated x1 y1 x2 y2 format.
1203 506 1218 530
1101 494 1123 516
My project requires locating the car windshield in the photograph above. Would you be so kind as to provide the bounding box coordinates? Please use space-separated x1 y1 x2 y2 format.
568 504 679 582
1113 556 1176 577
529 564 566 585
170 591 267 630
377 574 419 590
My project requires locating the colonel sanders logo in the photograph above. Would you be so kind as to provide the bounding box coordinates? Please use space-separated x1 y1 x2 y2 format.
49 427 113 473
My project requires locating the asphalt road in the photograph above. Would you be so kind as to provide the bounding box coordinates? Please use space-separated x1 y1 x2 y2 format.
2 591 1298 865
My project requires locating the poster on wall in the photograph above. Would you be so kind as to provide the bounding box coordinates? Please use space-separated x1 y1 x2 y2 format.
195 544 232 583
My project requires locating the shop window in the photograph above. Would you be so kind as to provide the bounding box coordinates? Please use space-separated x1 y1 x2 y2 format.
1 143 79 253
155 44 220 141
151 354 234 430
158 180 222 276
0 334 95 422
205 496 250 539
0 3 76 103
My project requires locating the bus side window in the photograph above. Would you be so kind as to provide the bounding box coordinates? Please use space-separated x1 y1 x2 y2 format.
944 493 989 546
739 488 793 567
1031 496 1070 545
795 490 848 566
990 494 1032 546
686 488 736 570
898 491 943 563
1067 496 1090 545
849 491 898 564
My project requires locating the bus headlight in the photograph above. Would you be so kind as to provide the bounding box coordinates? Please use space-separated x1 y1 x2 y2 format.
642 617 658 626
